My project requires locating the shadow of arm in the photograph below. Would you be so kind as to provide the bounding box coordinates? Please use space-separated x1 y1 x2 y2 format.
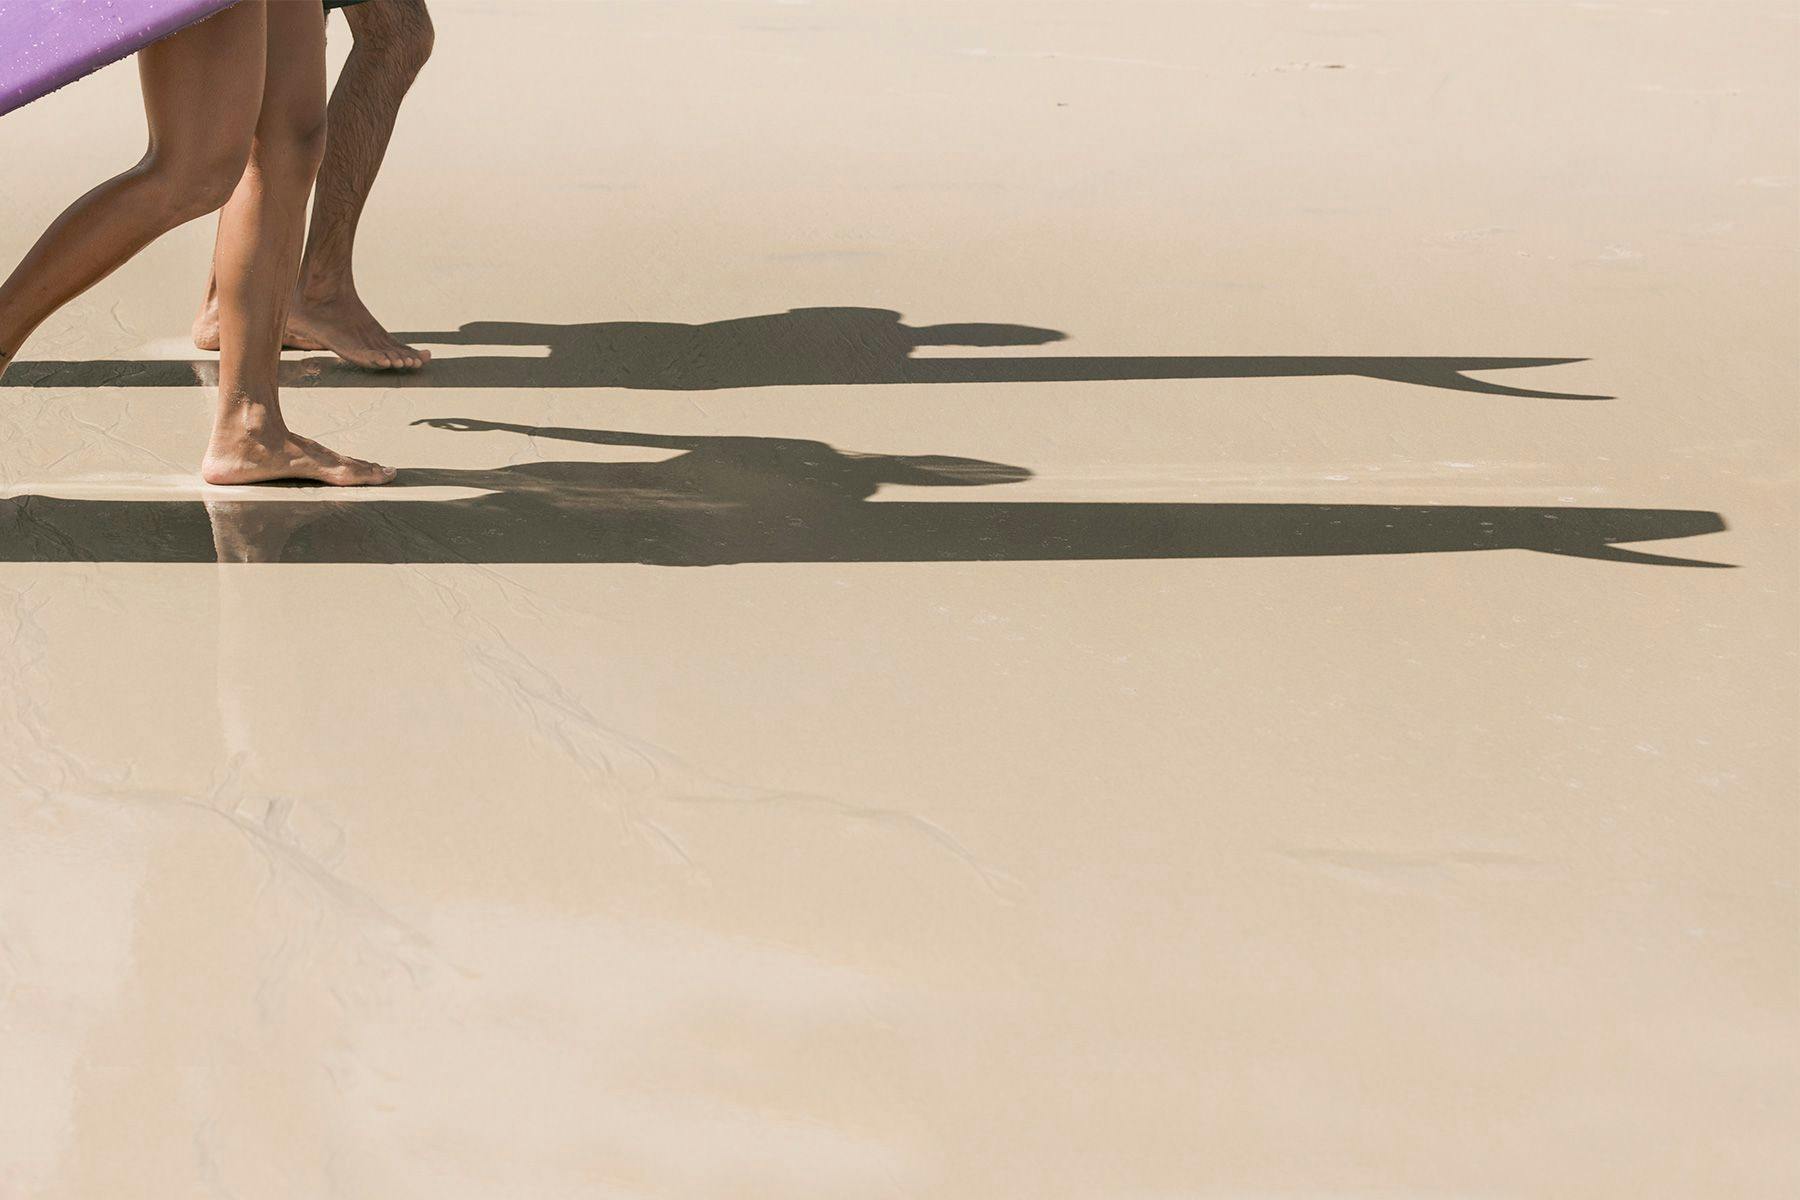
413 418 701 450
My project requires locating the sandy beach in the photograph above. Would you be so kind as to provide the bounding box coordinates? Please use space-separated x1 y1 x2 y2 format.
1 1 1795 1195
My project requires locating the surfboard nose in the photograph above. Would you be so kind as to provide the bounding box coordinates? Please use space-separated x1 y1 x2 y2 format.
1599 508 1725 543
1510 506 1722 542
1522 507 1732 567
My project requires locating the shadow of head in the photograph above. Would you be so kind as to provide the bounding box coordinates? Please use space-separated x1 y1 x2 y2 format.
845 453 1035 487
908 322 1068 348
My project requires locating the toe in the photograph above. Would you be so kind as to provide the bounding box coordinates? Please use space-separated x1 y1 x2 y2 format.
328 461 379 486
346 457 395 486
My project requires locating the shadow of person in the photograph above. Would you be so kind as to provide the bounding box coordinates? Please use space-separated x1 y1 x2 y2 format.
405 308 1070 390
0 420 1730 567
0 307 1610 399
399 416 1032 507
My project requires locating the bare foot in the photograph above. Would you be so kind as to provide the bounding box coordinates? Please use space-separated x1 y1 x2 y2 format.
192 292 428 372
203 430 396 487
287 292 430 371
191 302 222 352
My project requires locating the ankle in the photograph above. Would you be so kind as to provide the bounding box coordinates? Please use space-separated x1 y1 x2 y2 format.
298 274 356 308
212 396 287 443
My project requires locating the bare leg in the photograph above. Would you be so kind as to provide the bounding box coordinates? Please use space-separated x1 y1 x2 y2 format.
193 0 433 371
201 0 393 487
0 4 266 376
292 0 434 369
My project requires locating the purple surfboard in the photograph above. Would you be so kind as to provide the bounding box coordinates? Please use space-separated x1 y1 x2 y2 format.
0 0 241 118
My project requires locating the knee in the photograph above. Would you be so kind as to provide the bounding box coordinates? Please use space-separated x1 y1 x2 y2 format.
401 15 436 76
360 4 434 78
252 106 330 185
142 143 252 222
282 113 331 176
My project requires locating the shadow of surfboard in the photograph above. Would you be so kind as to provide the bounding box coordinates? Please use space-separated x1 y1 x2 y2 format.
0 422 1729 567
0 308 1611 400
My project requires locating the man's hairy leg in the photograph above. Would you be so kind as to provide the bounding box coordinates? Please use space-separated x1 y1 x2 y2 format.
289 0 434 369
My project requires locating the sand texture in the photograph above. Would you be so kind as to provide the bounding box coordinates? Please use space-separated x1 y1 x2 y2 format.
1 2 1795 1196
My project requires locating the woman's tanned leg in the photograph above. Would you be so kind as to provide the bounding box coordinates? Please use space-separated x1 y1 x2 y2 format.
193 0 434 371
201 0 393 486
0 3 266 373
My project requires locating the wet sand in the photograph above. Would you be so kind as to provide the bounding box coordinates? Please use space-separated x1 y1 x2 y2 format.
2 2 1796 1195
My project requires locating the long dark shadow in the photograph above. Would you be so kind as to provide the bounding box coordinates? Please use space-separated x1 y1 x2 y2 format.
1 420 1728 566
0 308 1610 399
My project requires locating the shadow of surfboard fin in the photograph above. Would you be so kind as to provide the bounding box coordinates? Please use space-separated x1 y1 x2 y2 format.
1539 543 1736 568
